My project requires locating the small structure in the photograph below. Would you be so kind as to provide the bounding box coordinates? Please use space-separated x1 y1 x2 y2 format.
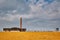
3 17 26 32
56 28 59 31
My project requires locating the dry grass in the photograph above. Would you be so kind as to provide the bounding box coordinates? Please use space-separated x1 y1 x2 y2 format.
0 32 60 40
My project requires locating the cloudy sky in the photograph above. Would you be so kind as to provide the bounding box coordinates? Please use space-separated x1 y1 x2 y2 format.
0 0 60 31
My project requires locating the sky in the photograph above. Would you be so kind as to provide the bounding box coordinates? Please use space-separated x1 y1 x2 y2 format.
0 0 60 31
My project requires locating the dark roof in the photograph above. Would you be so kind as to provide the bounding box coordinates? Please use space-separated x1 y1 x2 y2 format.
3 27 26 31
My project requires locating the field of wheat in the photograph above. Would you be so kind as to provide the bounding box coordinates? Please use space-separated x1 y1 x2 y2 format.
0 32 60 40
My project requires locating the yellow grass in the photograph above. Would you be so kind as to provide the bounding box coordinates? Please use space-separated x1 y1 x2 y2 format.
0 32 60 40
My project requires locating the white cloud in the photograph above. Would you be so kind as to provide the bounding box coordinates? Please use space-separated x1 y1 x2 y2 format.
0 13 34 21
0 0 60 22
29 0 60 19
0 0 6 4
0 0 60 31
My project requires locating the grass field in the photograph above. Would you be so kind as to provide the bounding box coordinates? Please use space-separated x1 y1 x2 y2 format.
0 32 60 40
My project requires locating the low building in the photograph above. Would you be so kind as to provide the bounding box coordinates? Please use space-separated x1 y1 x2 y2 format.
3 27 26 32
3 17 26 32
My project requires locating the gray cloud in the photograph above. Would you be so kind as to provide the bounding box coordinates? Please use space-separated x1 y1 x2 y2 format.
0 0 60 31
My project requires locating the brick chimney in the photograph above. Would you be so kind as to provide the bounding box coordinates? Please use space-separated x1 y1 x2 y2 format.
20 17 22 30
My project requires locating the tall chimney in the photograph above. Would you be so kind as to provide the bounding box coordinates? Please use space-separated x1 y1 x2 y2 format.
20 17 22 30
